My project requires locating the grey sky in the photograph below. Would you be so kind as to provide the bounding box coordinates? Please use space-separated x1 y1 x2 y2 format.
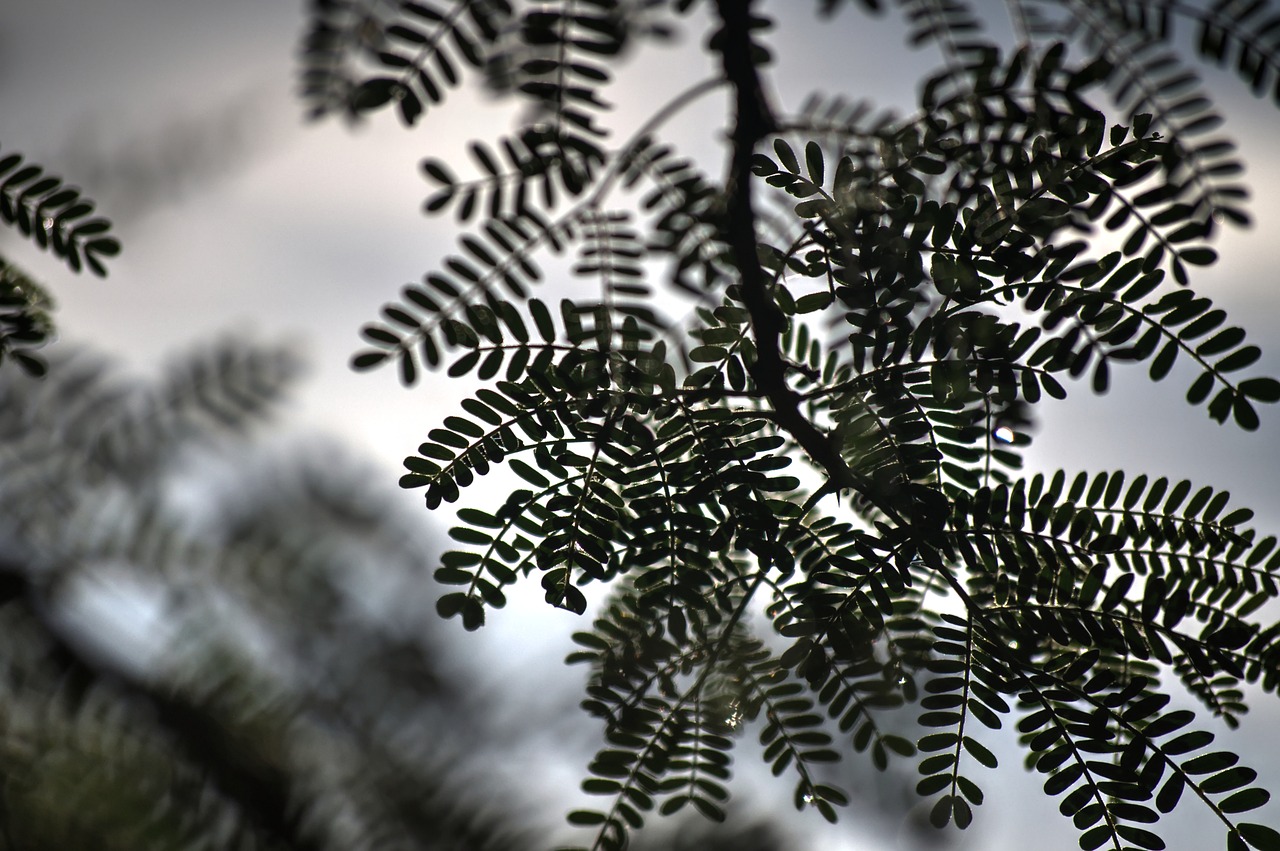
3 2 1280 849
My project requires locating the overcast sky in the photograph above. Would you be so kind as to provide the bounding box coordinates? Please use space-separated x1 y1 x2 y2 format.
4 2 1280 849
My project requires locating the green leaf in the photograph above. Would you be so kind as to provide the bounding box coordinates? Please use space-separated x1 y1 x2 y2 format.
805 141 825 185
1239 377 1280 402
1234 396 1260 430
352 350 390 369
1220 788 1270 814
351 77 400 111
361 325 400 345
963 737 997 768
918 733 958 752
1180 247 1218 266
1239 823 1280 851
510 458 550 488
1217 346 1261 372
929 795 955 828
448 350 481 376
567 810 607 826
774 139 800 173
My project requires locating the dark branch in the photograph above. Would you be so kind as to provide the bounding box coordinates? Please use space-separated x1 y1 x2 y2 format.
709 2 952 551
711 0 858 490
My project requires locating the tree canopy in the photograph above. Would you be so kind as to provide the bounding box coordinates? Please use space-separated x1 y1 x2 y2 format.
5 0 1280 849
326 1 1280 849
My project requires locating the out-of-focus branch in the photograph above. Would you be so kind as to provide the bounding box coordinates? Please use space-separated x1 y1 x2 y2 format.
0 560 318 851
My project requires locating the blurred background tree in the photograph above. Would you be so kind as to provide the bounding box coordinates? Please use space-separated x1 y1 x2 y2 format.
0 337 534 849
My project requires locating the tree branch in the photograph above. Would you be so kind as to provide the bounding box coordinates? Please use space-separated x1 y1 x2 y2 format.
709 3 953 551
710 0 859 490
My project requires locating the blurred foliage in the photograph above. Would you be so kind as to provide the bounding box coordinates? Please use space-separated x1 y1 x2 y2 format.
0 342 543 850
0 257 53 377
330 1 1280 850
